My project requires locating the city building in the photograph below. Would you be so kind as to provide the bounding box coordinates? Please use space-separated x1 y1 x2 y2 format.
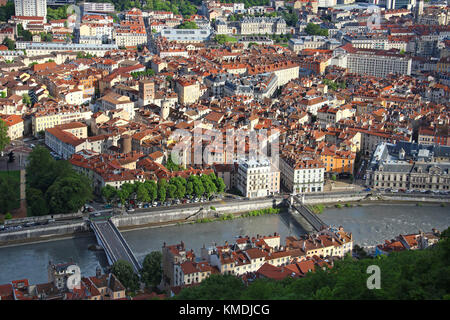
367 141 450 191
279 152 325 194
236 157 280 198
14 0 47 18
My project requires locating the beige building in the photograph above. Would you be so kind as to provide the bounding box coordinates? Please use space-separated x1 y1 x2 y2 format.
99 93 135 119
32 107 92 137
236 158 280 198
175 78 201 105
279 153 325 194
1 115 24 140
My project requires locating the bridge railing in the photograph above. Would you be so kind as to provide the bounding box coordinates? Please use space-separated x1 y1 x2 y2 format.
91 221 117 264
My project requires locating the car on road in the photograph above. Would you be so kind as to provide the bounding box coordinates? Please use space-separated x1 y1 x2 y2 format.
103 204 112 209
87 207 95 212
127 208 135 213
364 188 371 192
30 144 35 148
48 219 55 223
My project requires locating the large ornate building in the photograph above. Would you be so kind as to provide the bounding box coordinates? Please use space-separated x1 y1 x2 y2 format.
367 141 450 191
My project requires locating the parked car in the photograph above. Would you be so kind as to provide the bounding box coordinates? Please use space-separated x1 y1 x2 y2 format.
103 204 112 209
364 188 371 192
48 219 55 223
127 208 135 213
143 203 150 208
405 189 413 193
391 189 398 193
0 225 5 231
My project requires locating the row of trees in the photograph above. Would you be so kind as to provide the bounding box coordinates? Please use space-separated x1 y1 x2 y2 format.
26 147 93 216
175 228 450 299
101 172 226 205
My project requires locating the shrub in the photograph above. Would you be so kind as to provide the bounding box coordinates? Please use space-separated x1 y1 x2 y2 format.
210 206 216 211
345 203 352 208
416 202 423 207
335 204 343 209
440 203 446 207
4 212 12 219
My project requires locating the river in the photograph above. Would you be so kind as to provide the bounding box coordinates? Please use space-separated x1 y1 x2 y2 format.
0 204 448 285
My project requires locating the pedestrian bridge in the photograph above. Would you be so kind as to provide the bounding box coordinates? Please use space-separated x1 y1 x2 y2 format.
90 219 142 274
288 195 328 232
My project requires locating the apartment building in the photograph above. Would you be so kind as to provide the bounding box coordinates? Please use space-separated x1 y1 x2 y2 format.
99 93 135 120
20 42 118 57
0 114 24 140
335 44 412 77
45 122 88 159
173 261 215 287
32 107 92 137
320 148 355 175
175 78 201 105
162 242 195 288
316 105 355 128
279 153 325 194
14 0 47 18
236 157 280 198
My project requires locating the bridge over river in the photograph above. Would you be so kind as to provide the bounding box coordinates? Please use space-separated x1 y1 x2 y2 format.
90 217 142 274
288 195 328 232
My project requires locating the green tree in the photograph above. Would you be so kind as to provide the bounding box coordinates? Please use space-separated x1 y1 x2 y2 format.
22 94 32 106
101 185 117 203
46 174 93 214
141 251 163 289
2 37 15 50
186 181 193 197
175 274 245 299
111 259 139 292
305 23 328 36
26 187 49 216
158 184 166 203
4 212 12 220
177 21 198 29
0 119 11 152
144 180 157 202
167 183 176 199
0 2 15 22
136 183 150 203
0 175 19 214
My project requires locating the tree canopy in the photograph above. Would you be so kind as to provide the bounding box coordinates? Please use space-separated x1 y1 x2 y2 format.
141 251 163 289
111 259 140 292
305 23 329 37
26 147 93 215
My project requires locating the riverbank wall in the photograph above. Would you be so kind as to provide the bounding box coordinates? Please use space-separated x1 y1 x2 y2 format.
303 193 450 205
0 221 89 245
111 198 284 228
